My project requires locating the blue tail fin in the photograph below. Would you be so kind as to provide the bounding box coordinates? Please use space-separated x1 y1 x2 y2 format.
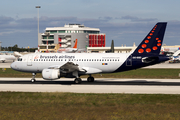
132 22 167 56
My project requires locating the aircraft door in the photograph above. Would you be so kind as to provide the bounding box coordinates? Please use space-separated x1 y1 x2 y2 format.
126 55 132 66
27 55 33 66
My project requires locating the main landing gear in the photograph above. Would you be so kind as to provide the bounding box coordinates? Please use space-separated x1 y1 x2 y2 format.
74 78 82 84
73 75 95 84
87 75 94 82
31 73 36 83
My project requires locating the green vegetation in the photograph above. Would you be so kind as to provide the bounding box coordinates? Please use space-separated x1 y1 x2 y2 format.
1 44 37 52
0 92 180 120
1 68 180 79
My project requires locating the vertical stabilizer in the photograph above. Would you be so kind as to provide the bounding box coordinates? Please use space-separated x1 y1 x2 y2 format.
73 39 78 48
132 22 167 56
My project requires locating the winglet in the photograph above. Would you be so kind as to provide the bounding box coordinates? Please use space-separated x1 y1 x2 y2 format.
132 22 167 56
73 39 78 48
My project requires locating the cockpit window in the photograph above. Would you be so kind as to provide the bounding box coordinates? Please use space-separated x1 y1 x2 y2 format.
18 58 22 61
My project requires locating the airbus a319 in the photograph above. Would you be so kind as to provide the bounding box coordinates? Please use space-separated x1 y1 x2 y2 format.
11 22 169 84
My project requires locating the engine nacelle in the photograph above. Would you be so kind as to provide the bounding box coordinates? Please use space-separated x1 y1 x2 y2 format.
42 68 60 80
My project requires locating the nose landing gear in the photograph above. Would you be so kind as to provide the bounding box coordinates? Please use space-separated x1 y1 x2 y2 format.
31 73 36 83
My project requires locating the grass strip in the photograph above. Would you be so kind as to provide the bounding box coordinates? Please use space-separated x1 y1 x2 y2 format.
0 92 180 120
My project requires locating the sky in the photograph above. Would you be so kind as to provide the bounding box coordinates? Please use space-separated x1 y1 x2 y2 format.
0 0 180 48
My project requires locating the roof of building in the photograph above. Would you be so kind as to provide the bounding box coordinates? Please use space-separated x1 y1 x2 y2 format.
45 24 100 31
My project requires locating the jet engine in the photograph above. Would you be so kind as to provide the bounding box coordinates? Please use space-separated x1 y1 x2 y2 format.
42 68 60 80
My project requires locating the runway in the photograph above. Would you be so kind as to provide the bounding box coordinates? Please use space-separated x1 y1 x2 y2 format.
0 78 180 94
1 60 180 94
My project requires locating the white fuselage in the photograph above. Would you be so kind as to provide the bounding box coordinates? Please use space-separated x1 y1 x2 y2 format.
11 53 131 74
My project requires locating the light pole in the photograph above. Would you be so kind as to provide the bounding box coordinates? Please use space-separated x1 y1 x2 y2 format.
36 6 41 43
0 41 2 51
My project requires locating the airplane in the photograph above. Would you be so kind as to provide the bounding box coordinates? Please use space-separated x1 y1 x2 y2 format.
11 22 169 84
57 39 78 53
0 55 16 63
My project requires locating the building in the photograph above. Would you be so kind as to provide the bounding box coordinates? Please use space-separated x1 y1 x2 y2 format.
38 24 106 52
87 43 137 53
87 44 180 54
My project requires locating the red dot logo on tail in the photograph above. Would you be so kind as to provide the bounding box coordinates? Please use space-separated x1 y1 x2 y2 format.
138 49 144 53
145 40 149 43
142 44 147 48
158 40 161 43
153 46 158 50
146 48 151 53
157 43 161 46
147 36 151 39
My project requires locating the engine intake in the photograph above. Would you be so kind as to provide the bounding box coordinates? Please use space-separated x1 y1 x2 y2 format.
42 68 60 80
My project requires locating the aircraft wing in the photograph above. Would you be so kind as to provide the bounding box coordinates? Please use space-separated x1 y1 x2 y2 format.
60 62 85 73
47 62 102 74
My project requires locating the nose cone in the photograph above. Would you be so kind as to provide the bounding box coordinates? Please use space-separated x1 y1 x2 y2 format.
11 62 17 70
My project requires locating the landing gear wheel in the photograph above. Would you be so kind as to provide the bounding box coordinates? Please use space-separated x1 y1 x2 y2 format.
87 77 94 82
74 78 82 84
31 79 36 83
31 73 36 83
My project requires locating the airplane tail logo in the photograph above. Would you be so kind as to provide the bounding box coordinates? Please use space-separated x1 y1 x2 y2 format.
132 22 167 56
73 39 78 48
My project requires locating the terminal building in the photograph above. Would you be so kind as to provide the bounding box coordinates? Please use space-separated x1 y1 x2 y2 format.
38 24 106 52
